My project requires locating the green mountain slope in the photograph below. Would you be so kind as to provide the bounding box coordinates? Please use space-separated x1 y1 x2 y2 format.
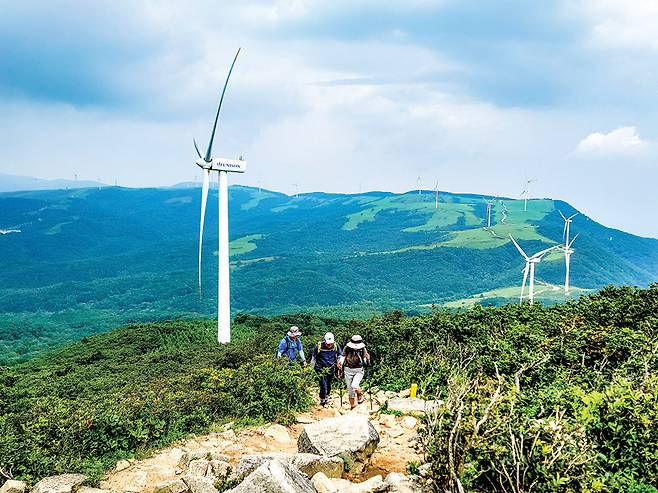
1 185 657 362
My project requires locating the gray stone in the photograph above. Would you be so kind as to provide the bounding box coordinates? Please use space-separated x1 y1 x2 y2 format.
297 415 379 474
311 472 337 493
187 460 210 477
115 460 131 472
207 460 231 480
384 473 422 493
0 480 27 493
385 398 440 416
77 488 109 493
33 474 88 493
346 475 386 493
179 450 210 468
235 453 343 480
183 475 217 493
227 459 315 493
153 480 189 493
418 463 431 478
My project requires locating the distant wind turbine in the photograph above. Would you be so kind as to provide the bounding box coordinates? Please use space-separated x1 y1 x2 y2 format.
521 179 536 212
483 196 497 228
434 181 439 209
195 48 246 344
417 176 422 195
293 183 299 197
509 235 558 305
559 211 579 295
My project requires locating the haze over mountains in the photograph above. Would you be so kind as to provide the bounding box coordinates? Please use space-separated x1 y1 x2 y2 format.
1 183 657 363
0 173 105 193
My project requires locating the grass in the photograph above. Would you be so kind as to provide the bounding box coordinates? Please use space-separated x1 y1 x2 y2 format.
241 191 278 210
226 234 264 256
443 283 590 308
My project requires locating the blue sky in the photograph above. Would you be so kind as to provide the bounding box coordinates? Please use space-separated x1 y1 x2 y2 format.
1 0 657 237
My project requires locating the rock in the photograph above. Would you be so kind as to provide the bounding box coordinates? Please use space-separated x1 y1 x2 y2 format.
188 460 210 477
222 421 235 431
418 463 431 478
0 480 27 493
298 414 380 474
398 388 411 398
385 426 404 438
384 473 422 493
209 451 230 462
296 414 316 424
115 460 131 472
219 430 236 441
179 450 209 468
169 448 185 462
311 472 337 493
401 416 418 429
235 453 343 480
33 474 88 493
183 475 217 493
207 460 231 480
78 489 108 493
153 480 189 493
264 424 292 444
385 398 440 416
227 459 315 493
346 475 387 493
385 391 397 398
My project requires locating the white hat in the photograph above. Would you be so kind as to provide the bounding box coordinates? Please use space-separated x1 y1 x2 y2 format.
324 332 335 344
346 334 365 350
287 326 302 337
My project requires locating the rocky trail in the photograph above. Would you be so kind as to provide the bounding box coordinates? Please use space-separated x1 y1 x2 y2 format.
4 391 437 493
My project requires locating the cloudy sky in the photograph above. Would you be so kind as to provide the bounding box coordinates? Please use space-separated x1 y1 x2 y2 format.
1 0 657 237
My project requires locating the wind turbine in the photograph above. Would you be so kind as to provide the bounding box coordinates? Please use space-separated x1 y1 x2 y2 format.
417 176 422 195
559 211 579 295
509 235 558 305
433 181 439 209
521 179 536 212
196 48 246 344
483 196 497 228
293 183 299 197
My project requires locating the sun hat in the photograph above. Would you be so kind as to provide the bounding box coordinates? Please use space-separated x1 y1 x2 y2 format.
287 326 302 337
324 332 335 345
346 334 365 350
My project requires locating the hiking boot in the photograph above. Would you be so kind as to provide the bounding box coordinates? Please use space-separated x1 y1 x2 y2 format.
320 398 328 406
356 389 365 405
349 396 357 409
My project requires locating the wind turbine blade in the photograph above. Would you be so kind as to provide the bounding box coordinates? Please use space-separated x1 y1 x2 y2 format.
509 234 529 260
563 221 568 242
204 48 242 162
531 245 558 259
559 210 567 221
198 169 210 291
520 264 529 302
568 233 579 248
568 212 579 220
193 139 203 159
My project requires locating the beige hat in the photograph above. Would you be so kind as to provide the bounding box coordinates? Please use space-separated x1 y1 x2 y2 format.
346 334 365 350
287 326 302 337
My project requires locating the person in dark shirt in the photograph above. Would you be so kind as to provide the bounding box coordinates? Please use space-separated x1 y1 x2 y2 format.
310 332 343 406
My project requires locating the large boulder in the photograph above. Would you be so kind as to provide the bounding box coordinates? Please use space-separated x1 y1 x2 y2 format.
33 475 87 493
385 398 440 415
182 475 217 493
227 459 315 493
235 453 343 480
384 473 422 493
345 475 387 493
297 414 379 474
0 480 27 493
153 480 189 493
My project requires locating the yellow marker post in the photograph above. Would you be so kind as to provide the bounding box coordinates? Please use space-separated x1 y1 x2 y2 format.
410 383 417 399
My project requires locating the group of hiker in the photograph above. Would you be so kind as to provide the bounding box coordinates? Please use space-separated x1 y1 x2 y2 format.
276 326 371 409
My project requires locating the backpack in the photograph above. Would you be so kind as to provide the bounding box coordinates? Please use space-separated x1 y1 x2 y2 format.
345 347 368 368
277 335 300 357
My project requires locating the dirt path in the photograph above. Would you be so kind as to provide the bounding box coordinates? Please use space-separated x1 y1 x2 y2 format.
100 392 422 492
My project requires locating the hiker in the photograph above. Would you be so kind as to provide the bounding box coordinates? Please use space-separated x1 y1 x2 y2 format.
276 326 307 368
340 335 370 409
310 332 343 406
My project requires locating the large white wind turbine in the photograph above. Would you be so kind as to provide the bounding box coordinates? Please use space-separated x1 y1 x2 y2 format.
509 235 558 305
196 48 246 344
483 196 497 228
559 211 579 295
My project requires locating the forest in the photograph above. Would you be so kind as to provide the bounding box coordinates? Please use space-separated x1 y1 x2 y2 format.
1 284 657 492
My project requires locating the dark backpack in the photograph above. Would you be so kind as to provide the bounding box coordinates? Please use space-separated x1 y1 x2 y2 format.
277 336 300 357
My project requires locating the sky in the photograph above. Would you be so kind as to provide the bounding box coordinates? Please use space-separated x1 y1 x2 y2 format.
1 1 657 238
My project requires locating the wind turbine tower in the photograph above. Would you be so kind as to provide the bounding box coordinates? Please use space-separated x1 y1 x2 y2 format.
559 211 579 295
417 176 422 195
509 235 558 305
483 196 497 228
434 181 439 209
521 179 536 212
195 48 246 344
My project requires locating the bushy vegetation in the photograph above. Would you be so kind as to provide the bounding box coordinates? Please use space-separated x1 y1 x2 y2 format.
1 285 657 492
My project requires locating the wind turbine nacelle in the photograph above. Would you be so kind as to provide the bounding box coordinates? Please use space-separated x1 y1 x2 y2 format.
210 157 247 173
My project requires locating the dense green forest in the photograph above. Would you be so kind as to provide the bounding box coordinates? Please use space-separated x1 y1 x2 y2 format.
1 185 658 363
1 285 657 491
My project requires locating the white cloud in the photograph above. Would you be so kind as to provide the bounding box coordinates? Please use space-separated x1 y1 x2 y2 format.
577 0 658 51
575 126 648 155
